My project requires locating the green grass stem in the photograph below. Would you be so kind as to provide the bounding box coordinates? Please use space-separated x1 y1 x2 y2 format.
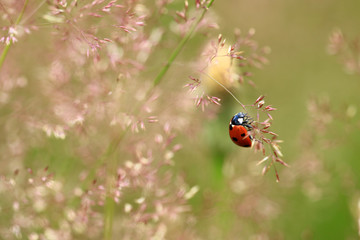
153 0 215 86
103 1 215 239
0 0 29 71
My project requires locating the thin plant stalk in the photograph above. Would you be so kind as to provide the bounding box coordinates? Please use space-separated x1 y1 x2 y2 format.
153 0 215 86
201 70 246 110
104 197 114 240
0 45 11 71
103 1 215 239
0 0 29 70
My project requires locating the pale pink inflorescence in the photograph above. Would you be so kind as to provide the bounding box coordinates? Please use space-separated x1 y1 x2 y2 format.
0 0 205 238
0 0 285 239
328 29 360 74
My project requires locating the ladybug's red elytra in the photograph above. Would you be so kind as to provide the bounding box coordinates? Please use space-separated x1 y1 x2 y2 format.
229 112 253 147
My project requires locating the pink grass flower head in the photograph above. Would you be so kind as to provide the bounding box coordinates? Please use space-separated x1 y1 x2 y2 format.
0 0 292 239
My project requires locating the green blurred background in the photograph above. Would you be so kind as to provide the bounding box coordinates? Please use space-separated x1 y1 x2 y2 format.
197 0 360 239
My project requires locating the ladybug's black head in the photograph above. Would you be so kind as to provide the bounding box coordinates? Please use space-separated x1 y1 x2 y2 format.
231 112 252 128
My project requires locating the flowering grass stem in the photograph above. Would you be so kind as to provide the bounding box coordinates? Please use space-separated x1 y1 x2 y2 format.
103 132 128 240
0 45 11 71
20 0 46 25
153 0 215 86
103 1 215 239
0 0 29 70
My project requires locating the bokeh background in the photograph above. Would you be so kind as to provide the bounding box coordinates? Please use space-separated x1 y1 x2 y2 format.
209 0 360 239
1 0 360 239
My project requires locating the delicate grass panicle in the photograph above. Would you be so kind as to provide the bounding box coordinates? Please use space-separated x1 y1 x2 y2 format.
0 0 285 239
328 29 360 75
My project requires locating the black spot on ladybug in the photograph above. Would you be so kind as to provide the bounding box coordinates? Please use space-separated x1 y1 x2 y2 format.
244 144 251 147
241 133 245 137
229 125 233 130
232 137 238 142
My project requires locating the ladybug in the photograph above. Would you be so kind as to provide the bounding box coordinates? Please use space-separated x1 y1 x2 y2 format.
229 112 253 147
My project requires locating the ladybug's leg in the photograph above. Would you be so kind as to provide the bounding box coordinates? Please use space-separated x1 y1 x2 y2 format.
243 124 253 130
